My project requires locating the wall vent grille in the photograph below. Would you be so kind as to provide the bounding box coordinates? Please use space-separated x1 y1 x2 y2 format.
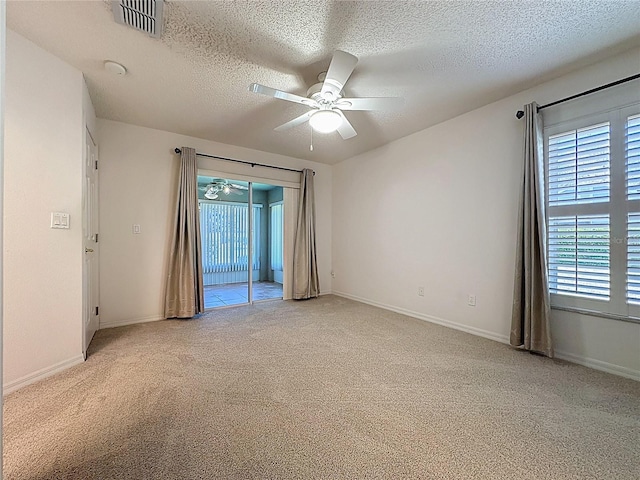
112 0 164 38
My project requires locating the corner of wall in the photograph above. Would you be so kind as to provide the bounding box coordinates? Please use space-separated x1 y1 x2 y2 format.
4 29 86 390
330 47 640 381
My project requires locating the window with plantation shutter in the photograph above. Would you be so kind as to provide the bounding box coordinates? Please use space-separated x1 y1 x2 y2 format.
627 114 640 200
544 100 640 321
627 213 640 304
548 215 610 299
626 115 640 307
548 123 610 206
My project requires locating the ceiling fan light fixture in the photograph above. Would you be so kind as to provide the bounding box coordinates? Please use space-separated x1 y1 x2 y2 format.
204 191 219 200
309 109 342 133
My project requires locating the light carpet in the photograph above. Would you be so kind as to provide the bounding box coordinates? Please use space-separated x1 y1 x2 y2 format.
3 295 639 479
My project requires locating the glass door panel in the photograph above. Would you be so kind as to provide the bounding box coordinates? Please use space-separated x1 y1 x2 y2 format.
198 176 250 308
198 175 284 308
252 183 284 301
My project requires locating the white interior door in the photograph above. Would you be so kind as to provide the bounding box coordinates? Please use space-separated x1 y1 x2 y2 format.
83 130 99 356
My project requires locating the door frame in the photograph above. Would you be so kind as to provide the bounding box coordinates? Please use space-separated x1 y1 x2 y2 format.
197 168 299 302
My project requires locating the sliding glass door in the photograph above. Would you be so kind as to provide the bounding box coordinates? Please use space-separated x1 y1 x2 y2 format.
198 175 283 309
251 183 284 302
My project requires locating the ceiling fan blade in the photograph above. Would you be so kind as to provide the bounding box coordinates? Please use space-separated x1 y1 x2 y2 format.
335 97 404 111
337 111 357 140
229 189 244 195
321 50 358 99
249 83 318 107
274 111 314 131
229 183 248 190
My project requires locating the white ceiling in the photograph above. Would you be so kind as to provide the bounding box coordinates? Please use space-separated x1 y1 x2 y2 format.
7 1 640 165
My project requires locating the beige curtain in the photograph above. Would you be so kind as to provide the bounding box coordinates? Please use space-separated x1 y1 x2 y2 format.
510 103 553 357
292 169 320 299
164 147 204 318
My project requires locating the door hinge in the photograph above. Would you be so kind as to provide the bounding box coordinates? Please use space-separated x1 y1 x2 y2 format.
95 233 99 243
95 160 98 170
95 306 99 316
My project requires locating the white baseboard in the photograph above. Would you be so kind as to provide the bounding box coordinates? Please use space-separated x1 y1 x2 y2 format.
99 315 164 330
332 291 509 344
3 354 85 395
555 350 640 381
332 291 640 381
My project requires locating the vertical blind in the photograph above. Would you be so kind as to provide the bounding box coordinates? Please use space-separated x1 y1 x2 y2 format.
270 203 283 271
199 201 261 274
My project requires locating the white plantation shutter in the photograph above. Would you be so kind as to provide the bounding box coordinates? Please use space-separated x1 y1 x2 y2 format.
626 114 640 200
545 101 640 320
548 123 610 206
626 115 640 306
547 122 612 303
548 215 610 300
627 213 640 305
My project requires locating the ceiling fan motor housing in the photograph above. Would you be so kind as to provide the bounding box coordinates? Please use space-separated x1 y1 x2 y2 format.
307 82 341 105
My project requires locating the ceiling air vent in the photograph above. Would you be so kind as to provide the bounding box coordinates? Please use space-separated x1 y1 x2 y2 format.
112 0 164 38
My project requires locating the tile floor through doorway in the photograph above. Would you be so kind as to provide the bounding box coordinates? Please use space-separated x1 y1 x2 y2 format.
204 281 283 308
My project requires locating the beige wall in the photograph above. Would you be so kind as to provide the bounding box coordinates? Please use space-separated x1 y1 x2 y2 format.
3 30 86 389
332 47 640 379
1 0 6 410
97 119 332 328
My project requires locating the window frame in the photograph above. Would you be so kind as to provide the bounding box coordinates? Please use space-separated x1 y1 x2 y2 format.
544 103 640 322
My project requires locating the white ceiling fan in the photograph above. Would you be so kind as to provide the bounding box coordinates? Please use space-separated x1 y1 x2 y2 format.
200 179 248 200
249 50 403 139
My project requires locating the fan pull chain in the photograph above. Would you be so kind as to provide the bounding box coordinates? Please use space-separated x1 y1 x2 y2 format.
310 127 314 151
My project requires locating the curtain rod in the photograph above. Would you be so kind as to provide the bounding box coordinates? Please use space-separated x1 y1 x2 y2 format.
174 148 314 175
515 72 640 119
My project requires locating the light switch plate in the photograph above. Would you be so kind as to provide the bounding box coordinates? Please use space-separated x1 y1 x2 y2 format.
51 212 70 229
133 224 141 234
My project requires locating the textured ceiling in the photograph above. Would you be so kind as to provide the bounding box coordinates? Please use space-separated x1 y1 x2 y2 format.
7 1 640 164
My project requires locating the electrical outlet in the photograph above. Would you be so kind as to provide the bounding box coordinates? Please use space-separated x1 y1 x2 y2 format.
468 294 476 306
418 286 425 297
